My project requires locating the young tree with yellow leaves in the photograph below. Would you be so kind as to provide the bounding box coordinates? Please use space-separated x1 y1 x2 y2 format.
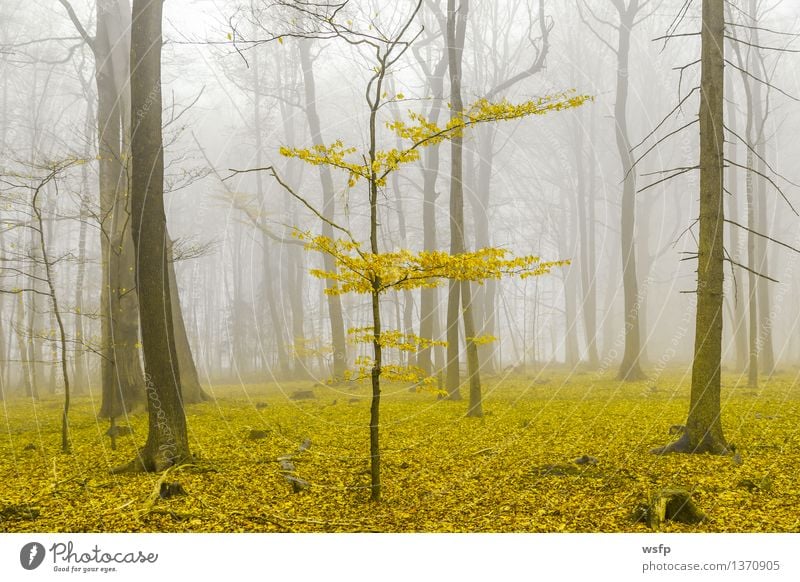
231 1 588 502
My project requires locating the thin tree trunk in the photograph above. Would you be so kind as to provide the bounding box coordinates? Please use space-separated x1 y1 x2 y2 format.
745 149 758 387
288 241 308 377
614 2 645 381
32 181 71 452
415 41 448 378
561 190 580 367
445 0 477 407
724 73 748 371
298 40 348 380
73 140 91 394
755 141 774 374
473 125 497 374
580 110 600 366
166 236 207 402
747 0 774 376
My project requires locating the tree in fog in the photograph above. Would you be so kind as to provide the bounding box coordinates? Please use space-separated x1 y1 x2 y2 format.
728 0 787 386
58 0 146 417
1 163 79 451
579 0 655 380
657 0 728 454
298 39 349 380
444 0 479 408
465 0 551 373
233 0 584 501
59 0 206 414
117 0 190 471
412 2 448 379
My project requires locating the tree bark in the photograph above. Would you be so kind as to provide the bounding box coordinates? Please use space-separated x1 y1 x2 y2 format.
91 0 145 420
661 0 728 455
122 0 190 471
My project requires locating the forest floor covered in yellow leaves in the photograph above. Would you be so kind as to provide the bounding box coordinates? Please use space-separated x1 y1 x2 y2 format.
2 369 799 533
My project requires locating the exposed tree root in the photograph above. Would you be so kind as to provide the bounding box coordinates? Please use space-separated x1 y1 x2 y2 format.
633 487 706 529
651 432 730 455
109 449 192 475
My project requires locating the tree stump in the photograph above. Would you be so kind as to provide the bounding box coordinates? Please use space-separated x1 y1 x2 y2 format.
290 390 315 401
247 429 270 440
636 488 705 529
277 438 312 493
574 455 599 466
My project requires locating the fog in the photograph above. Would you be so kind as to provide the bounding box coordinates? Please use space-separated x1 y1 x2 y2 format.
2 0 800 391
5 0 800 542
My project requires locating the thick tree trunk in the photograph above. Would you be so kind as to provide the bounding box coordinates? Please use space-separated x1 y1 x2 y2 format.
94 0 145 420
122 0 190 472
660 0 728 455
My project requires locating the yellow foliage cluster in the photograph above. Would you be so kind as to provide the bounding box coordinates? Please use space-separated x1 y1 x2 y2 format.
1 372 799 532
348 327 446 351
298 232 568 295
292 337 332 359
343 359 439 390
280 92 590 188
388 92 592 146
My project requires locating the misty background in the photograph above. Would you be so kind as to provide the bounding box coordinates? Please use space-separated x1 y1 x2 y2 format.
1 0 799 394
